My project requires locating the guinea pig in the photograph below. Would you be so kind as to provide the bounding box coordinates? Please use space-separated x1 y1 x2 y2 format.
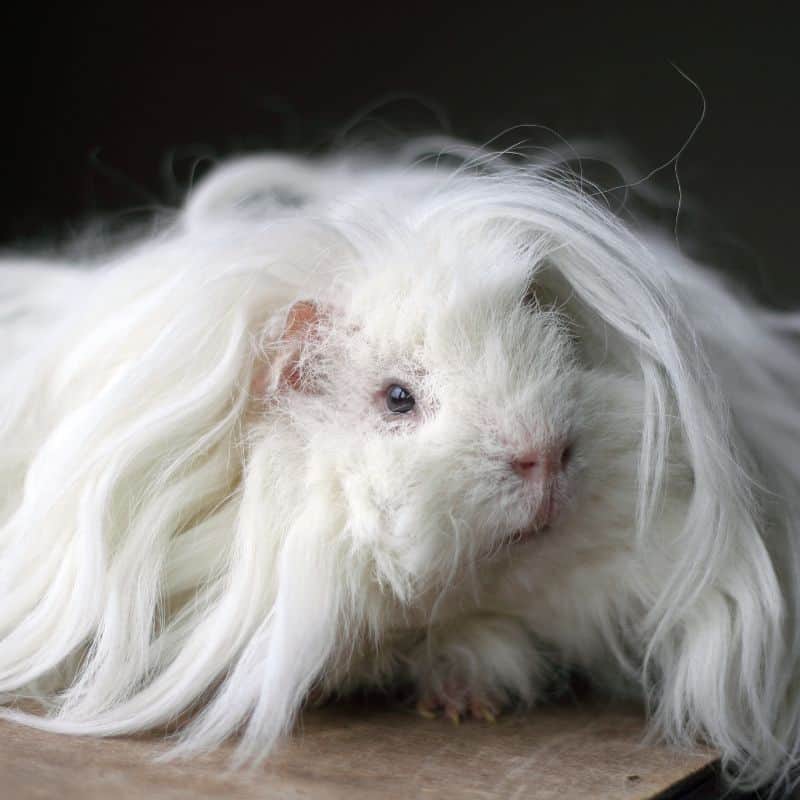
1 146 799 793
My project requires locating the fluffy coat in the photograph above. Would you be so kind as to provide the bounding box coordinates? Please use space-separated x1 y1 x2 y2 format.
1 147 799 791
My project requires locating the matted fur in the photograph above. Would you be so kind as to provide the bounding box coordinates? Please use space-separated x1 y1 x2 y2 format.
1 147 799 791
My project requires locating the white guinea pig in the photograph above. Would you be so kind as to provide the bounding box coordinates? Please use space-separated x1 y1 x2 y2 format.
1 147 799 793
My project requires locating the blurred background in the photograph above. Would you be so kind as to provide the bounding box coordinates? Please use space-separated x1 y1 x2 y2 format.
4 3 799 305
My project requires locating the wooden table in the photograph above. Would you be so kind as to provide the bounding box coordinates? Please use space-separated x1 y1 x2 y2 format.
0 698 720 799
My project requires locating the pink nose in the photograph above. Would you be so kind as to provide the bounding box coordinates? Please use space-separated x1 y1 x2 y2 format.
511 443 571 480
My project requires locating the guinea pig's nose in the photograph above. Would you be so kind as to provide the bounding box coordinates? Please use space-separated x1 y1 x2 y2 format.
511 443 571 481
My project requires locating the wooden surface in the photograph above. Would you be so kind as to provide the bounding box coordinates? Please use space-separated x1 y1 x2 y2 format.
0 698 717 800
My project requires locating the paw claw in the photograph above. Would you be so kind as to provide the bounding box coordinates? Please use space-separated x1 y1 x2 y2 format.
416 684 502 726
468 698 497 723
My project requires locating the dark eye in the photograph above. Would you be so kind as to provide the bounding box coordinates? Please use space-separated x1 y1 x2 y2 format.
385 384 415 414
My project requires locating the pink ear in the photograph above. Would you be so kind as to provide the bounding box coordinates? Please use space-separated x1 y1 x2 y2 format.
281 301 322 390
283 301 320 341
251 301 324 396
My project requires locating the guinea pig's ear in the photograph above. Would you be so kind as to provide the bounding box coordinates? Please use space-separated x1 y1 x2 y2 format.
251 301 327 396
279 301 325 391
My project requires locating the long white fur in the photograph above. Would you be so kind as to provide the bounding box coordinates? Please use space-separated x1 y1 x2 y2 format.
0 146 798 792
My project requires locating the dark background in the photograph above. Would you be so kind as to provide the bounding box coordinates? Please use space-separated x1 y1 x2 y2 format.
4 3 799 306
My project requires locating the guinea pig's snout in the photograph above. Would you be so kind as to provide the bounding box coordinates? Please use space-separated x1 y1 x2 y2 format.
508 440 573 533
510 442 572 482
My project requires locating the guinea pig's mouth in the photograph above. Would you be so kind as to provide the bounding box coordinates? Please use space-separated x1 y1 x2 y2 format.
504 488 561 545
506 523 550 546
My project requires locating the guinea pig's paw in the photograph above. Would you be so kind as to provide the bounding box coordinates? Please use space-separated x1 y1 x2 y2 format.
409 615 542 724
415 679 505 724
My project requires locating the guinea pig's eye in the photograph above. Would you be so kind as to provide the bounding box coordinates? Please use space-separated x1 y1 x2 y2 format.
385 384 415 414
